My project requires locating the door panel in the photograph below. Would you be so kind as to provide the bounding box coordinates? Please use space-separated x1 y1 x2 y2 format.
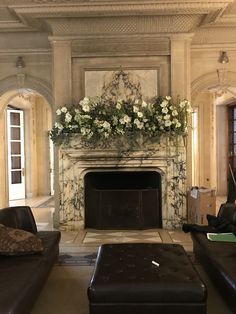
7 109 25 200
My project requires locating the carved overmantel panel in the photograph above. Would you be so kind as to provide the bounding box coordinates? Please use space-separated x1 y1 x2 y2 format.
58 136 187 230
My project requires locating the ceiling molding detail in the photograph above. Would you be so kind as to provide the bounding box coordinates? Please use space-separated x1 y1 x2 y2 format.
0 1 236 45
71 37 170 57
191 70 236 101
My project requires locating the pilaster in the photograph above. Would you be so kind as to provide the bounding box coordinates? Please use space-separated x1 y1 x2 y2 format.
50 39 72 111
171 34 193 187
50 39 72 228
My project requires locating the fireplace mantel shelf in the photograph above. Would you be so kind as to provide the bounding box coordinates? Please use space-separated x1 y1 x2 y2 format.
62 149 180 160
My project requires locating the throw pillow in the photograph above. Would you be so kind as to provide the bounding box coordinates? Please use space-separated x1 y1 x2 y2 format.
0 224 43 255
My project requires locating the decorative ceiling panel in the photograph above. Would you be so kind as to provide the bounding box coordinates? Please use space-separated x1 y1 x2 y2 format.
0 0 235 46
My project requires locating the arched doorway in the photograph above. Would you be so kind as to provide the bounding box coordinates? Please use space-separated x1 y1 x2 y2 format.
191 71 236 197
0 75 53 209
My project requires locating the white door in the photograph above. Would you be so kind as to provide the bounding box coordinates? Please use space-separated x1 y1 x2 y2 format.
49 138 54 195
7 109 25 200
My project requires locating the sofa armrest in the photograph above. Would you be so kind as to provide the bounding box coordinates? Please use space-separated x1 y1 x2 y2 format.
218 203 236 226
0 206 37 233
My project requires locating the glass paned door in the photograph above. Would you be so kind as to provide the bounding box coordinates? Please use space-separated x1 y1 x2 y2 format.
7 109 25 200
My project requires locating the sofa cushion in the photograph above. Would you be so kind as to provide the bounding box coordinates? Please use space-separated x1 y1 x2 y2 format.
0 224 43 255
191 232 236 258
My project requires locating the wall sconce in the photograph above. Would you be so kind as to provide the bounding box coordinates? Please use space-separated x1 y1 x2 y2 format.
218 51 229 64
16 56 25 69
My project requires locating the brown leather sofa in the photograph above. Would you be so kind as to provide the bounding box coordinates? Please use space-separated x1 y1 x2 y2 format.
0 206 61 314
191 203 236 313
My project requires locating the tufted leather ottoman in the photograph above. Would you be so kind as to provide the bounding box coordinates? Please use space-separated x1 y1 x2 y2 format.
88 243 207 314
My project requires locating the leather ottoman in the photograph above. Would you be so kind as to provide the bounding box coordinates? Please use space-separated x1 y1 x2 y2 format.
88 243 207 314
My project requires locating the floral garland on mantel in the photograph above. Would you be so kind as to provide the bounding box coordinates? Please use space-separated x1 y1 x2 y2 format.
50 95 192 148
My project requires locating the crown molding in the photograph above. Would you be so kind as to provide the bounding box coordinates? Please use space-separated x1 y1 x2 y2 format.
0 48 51 55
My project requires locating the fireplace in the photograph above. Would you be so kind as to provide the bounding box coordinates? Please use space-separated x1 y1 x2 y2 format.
84 171 162 229
58 136 187 230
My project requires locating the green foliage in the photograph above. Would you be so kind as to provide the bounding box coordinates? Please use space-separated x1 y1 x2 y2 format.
50 96 192 145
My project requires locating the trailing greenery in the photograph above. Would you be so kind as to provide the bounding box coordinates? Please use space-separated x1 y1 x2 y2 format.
50 95 192 146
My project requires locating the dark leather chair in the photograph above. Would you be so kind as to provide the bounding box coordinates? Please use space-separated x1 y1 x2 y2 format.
0 206 61 314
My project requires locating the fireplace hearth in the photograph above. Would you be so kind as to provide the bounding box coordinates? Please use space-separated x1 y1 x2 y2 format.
84 171 162 229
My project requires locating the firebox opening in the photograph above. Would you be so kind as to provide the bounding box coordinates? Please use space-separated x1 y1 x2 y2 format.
84 171 162 230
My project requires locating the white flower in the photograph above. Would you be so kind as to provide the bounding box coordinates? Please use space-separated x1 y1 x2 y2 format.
55 122 63 130
61 107 67 113
80 127 91 135
56 109 62 115
161 100 168 107
119 115 131 125
172 110 178 116
82 104 90 112
80 97 90 105
116 103 122 110
102 121 111 129
133 106 139 113
134 99 139 105
123 115 131 124
164 114 170 120
166 96 171 100
65 112 72 123
142 101 147 108
137 111 143 118
162 107 168 114
134 118 144 129
176 121 181 128
165 120 172 127
104 132 110 138
117 128 125 135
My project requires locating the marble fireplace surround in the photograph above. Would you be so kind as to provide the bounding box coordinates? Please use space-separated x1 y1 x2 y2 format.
59 137 187 230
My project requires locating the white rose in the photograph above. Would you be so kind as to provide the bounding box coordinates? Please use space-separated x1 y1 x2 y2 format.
142 101 147 108
102 121 111 129
161 100 168 107
55 122 63 130
56 109 61 115
123 115 131 123
61 107 67 113
162 107 168 114
65 112 72 123
172 110 178 116
176 122 181 128
116 103 122 110
164 114 170 120
137 112 143 118
133 106 139 113
166 96 171 100
82 104 90 112
165 120 172 127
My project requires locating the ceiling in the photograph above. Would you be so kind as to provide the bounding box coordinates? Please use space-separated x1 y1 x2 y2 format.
0 0 236 46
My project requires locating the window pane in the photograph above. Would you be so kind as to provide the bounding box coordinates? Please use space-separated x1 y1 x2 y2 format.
11 156 21 169
11 171 22 184
10 112 20 126
10 142 21 155
10 127 20 141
